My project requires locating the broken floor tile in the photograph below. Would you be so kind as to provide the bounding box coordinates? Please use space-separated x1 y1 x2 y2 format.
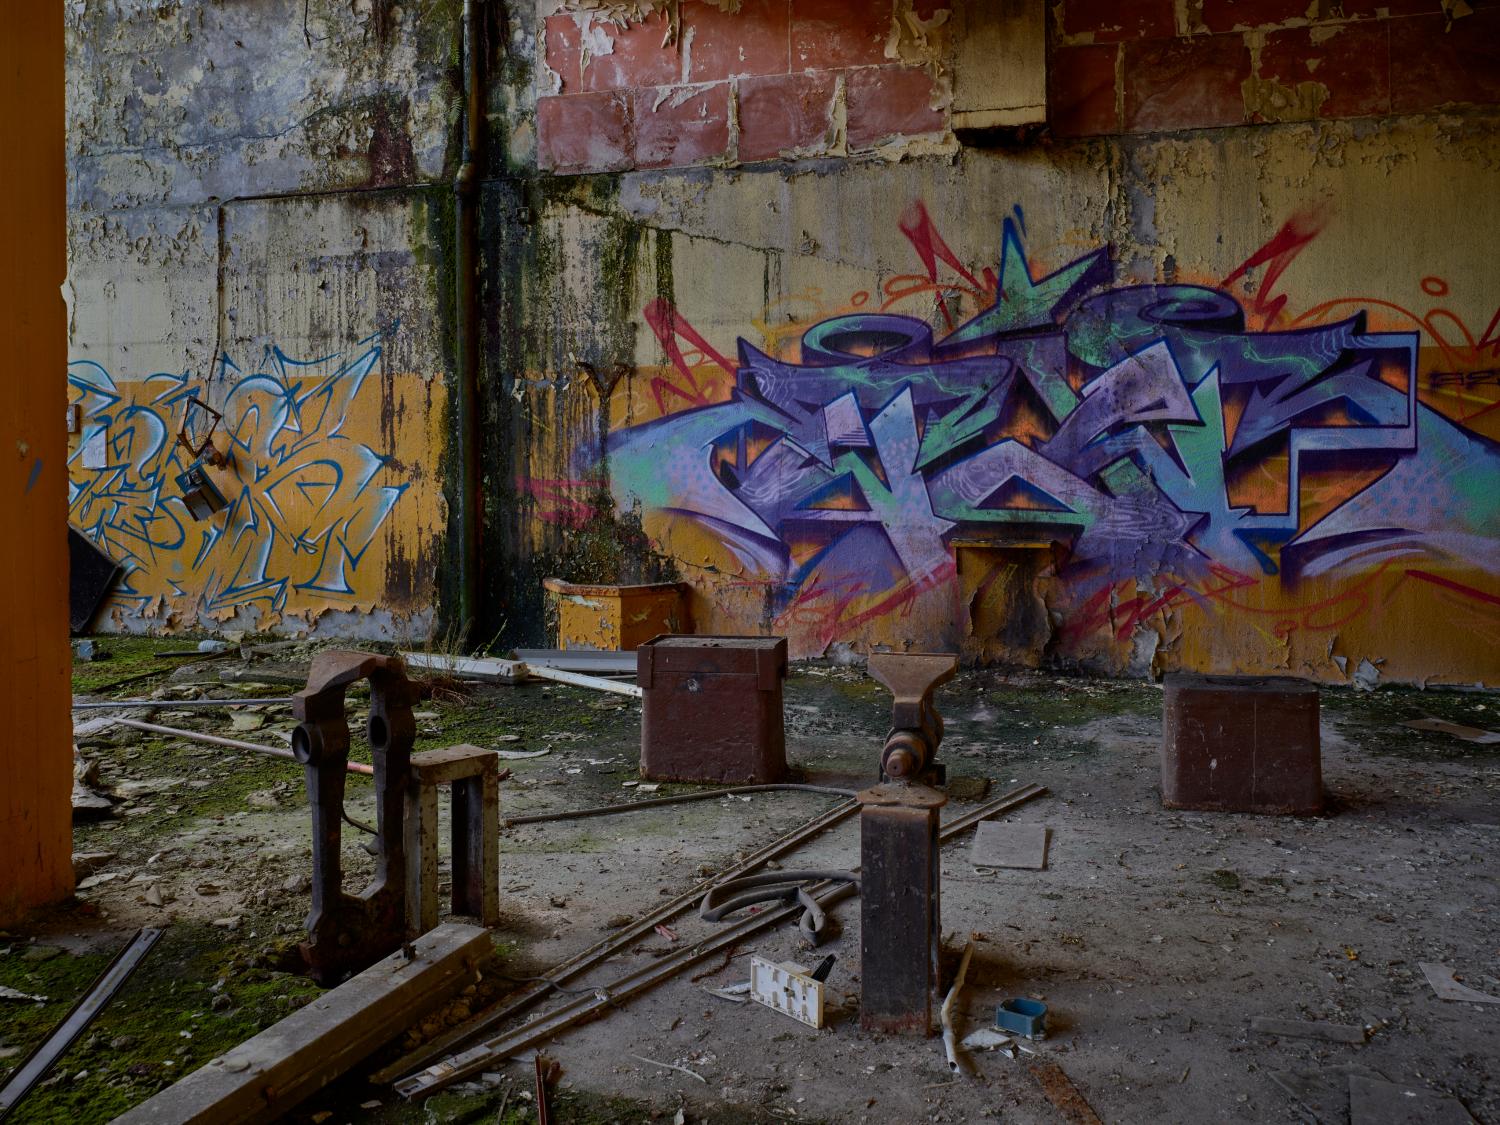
1250 1017 1367 1044
1270 1064 1386 1123
971 822 1050 870
1348 1076 1476 1124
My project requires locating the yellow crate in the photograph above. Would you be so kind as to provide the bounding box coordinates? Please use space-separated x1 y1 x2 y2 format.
542 578 688 651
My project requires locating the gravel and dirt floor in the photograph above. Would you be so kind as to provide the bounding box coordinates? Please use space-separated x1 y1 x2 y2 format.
2 638 1497 1123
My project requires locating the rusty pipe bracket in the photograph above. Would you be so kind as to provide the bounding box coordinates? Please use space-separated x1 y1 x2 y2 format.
866 653 958 782
292 650 418 985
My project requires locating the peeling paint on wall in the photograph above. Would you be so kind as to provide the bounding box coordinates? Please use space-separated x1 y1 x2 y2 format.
536 193 1500 684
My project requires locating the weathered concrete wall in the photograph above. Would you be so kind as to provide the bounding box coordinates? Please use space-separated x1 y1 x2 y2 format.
493 0 1500 686
64 0 1500 687
65 0 459 636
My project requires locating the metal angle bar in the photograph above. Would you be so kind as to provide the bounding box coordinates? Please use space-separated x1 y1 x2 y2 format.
110 717 375 776
0 927 163 1121
524 664 642 698
514 649 637 674
393 784 1047 1099
502 784 856 828
371 796 861 1085
72 697 291 711
399 651 642 698
395 886 852 1100
938 784 1048 841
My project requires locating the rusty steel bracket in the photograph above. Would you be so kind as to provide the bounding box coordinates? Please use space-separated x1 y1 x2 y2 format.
866 653 958 782
292 650 418 985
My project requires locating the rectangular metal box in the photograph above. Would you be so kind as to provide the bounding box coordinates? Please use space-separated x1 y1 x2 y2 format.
543 578 688 652
1162 673 1322 815
638 635 788 784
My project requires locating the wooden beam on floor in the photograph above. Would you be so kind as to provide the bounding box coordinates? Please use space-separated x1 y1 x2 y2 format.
112 923 490 1125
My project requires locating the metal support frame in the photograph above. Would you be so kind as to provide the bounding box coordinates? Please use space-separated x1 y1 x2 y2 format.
406 744 501 934
292 650 417 985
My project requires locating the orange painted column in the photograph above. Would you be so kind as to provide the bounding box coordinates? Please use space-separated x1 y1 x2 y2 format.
0 4 73 924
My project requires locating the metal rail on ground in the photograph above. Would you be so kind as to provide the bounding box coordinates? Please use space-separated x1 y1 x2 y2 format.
391 783 1047 1099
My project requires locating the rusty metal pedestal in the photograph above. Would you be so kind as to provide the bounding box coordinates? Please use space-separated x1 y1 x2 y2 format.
858 781 947 1035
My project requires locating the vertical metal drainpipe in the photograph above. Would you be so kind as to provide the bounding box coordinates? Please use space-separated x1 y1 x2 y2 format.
454 0 485 642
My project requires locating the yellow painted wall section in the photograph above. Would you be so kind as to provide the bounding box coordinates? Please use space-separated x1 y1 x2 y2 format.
65 354 447 636
0 5 75 923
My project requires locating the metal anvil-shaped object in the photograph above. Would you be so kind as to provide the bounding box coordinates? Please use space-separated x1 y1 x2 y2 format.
292 650 417 985
859 652 959 1035
867 653 958 782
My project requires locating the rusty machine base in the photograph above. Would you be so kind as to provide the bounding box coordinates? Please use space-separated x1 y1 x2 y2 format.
859 652 959 1035
1162 673 1322 816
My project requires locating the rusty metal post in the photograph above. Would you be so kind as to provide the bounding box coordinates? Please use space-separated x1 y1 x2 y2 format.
859 652 959 1035
859 782 946 1034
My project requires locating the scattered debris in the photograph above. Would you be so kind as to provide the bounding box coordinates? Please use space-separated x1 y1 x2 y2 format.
749 956 828 1029
1352 658 1383 692
0 987 47 1004
1347 1075 1476 1124
1402 717 1500 744
0 927 162 1120
112 924 489 1125
72 750 116 821
401 651 642 698
76 872 123 890
227 711 267 733
71 851 116 879
970 822 1050 870
940 941 975 1072
996 997 1048 1040
628 1054 706 1084
702 982 751 1004
1270 1065 1387 1123
1250 1016 1367 1044
1419 963 1500 1005
494 747 550 760
390 785 1046 1098
960 1028 1014 1054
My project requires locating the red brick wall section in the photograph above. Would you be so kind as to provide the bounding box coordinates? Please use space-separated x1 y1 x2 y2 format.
1051 0 1500 138
536 0 952 174
535 0 1500 174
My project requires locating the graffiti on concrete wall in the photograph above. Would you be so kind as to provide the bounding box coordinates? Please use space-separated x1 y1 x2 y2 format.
600 204 1500 661
67 329 411 626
